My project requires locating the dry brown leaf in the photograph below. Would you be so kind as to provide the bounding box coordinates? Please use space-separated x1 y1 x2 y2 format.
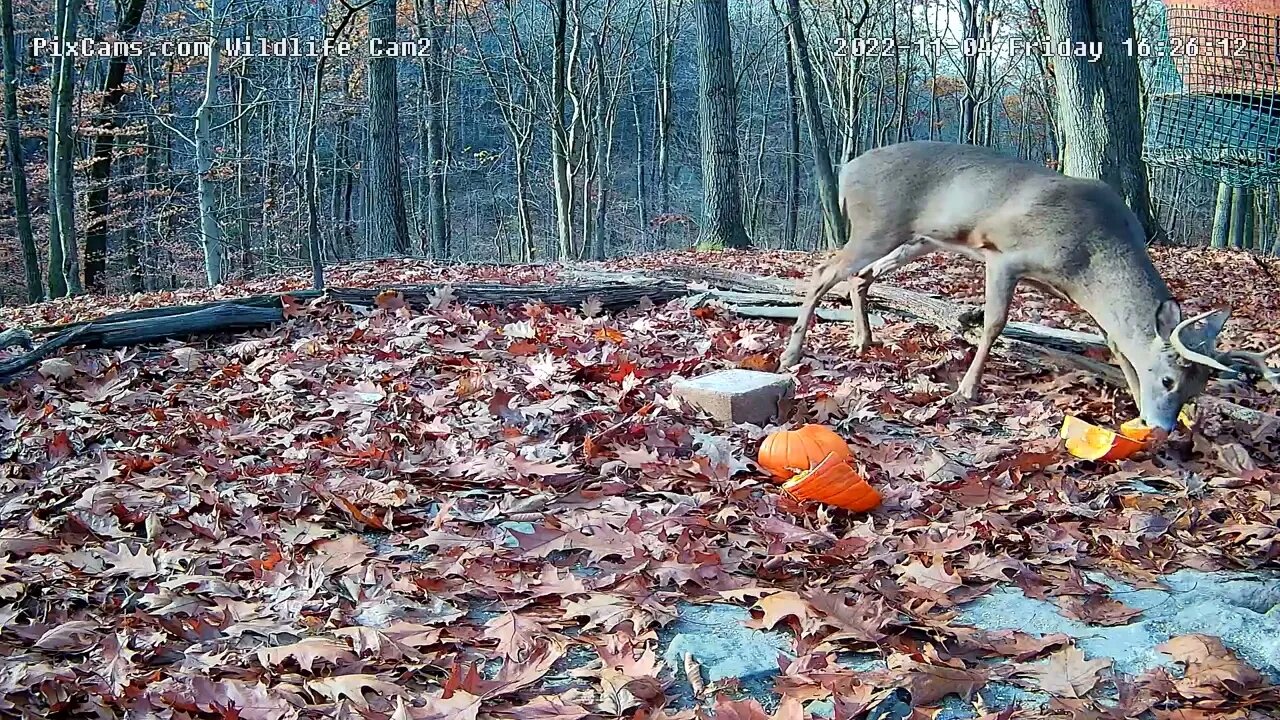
753 591 814 630
257 637 356 672
1021 646 1111 698
684 651 705 698
1156 634 1265 695
898 556 964 594
307 674 406 709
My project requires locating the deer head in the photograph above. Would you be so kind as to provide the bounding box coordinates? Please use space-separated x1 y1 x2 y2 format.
1136 302 1278 431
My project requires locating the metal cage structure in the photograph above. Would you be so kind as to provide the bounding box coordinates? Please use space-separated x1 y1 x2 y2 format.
1142 1 1280 186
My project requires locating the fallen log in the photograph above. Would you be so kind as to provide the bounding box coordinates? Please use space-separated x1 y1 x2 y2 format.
659 265 1276 426
654 264 1109 354
3 279 686 384
31 280 686 337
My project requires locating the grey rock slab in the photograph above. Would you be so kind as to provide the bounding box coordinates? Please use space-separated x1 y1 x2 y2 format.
661 602 794 684
956 569 1280 678
671 369 795 426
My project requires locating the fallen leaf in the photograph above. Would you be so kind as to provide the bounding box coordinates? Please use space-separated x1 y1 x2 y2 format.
1021 646 1111 698
1156 634 1265 695
307 674 405 709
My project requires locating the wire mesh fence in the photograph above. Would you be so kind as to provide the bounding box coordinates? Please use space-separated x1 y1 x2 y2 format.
1142 2 1280 186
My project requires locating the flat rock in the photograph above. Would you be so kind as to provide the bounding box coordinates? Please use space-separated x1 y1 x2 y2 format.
957 569 1280 678
661 602 793 685
671 369 795 426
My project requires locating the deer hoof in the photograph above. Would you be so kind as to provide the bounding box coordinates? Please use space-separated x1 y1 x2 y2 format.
945 387 978 405
850 338 875 354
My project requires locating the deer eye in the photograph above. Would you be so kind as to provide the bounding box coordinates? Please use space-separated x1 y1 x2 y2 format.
1162 377 1176 391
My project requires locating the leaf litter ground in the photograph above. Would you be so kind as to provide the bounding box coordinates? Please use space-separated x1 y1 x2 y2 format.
1 248 1278 720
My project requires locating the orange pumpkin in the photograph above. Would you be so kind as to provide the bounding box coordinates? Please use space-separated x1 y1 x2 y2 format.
1060 416 1144 462
782 452 881 512
758 424 852 480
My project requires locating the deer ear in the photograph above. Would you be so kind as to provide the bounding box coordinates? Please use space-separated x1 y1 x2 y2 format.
1155 300 1182 340
1198 308 1231 346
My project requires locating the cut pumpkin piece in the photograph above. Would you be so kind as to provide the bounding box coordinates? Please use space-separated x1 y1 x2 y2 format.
1118 419 1154 442
1060 415 1144 461
1119 405 1195 442
782 452 881 512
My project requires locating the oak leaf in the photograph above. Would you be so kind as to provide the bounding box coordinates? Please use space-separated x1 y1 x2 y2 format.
1156 634 1265 695
1022 646 1110 698
307 673 405 709
752 591 814 630
257 637 356 672
898 556 964 594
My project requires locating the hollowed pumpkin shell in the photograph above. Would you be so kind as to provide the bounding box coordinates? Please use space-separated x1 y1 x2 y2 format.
1060 416 1144 461
758 424 852 480
782 452 881 512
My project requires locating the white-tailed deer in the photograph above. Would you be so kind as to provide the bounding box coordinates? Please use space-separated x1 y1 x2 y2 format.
779 141 1278 431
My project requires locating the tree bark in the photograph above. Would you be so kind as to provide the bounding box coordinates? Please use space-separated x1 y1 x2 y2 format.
651 0 680 247
783 0 842 250
421 0 450 259
693 0 749 249
0 0 41 301
1212 181 1231 249
194 15 225 286
1042 0 1160 241
958 0 981 144
83 0 148 293
550 0 574 260
235 71 253 277
50 0 85 296
366 0 411 254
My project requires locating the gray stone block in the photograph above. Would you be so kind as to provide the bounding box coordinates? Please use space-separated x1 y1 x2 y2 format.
672 369 795 426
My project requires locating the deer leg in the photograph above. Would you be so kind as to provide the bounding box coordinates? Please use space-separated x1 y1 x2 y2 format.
781 235 901 368
1107 337 1143 412
848 239 933 352
848 276 874 352
951 262 1017 402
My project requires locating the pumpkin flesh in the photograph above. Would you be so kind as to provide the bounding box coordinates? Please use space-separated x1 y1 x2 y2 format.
1060 415 1143 461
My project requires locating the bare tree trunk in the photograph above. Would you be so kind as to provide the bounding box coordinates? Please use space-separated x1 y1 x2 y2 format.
590 37 608 261
194 15 225 286
50 0 85 296
0 0 40 301
235 72 253 277
1042 0 1160 240
693 0 749 249
1242 188 1256 249
1229 186 1250 250
958 0 981 144
120 132 142 293
550 0 575 259
1212 181 1231 249
515 133 536 261
782 22 800 250
304 3 365 289
782 0 841 249
84 0 147 293
630 71 648 245
420 0 450 259
651 0 680 246
366 0 411 254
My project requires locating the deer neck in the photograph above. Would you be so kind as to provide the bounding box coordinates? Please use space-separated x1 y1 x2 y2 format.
1074 259 1172 363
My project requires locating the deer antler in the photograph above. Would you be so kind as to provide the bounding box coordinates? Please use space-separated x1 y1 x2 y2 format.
1218 344 1280 385
1171 309 1279 386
